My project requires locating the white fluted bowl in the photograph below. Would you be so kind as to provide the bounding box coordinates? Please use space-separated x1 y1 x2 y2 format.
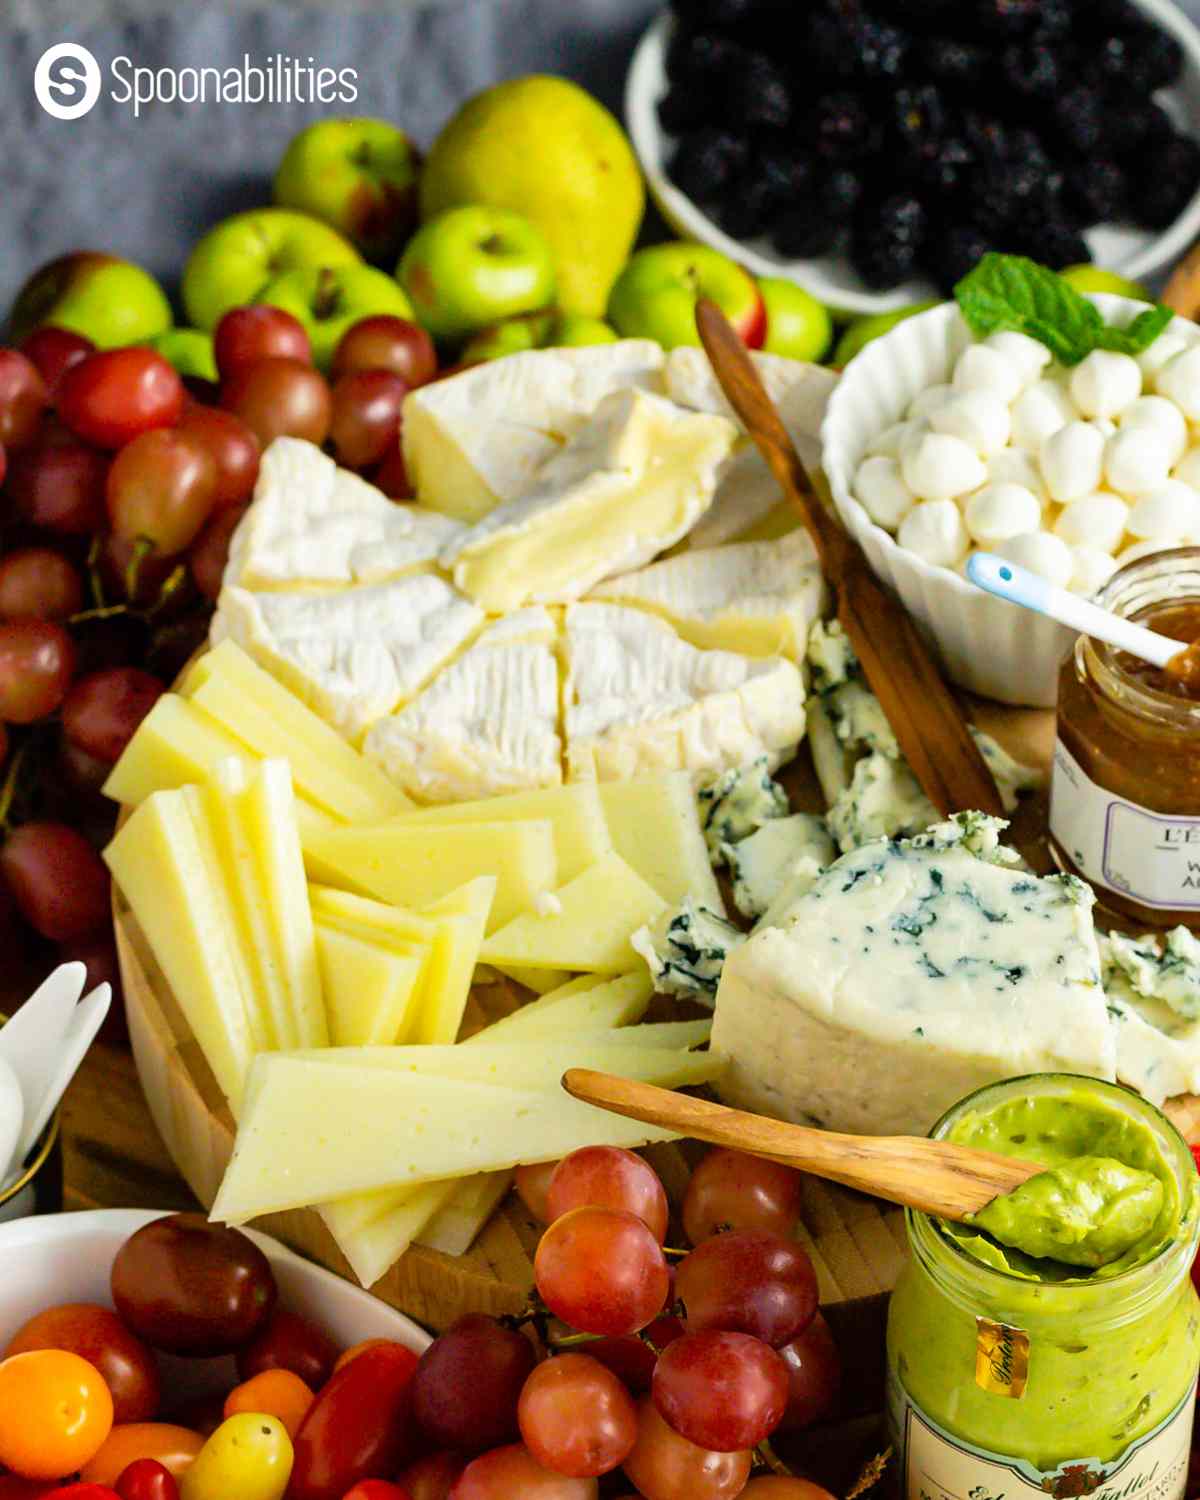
821 294 1200 707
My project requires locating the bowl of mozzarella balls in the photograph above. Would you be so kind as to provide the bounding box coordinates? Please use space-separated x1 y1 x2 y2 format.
821 294 1200 706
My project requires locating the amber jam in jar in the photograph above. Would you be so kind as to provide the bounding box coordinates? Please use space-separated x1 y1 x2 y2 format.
1050 548 1200 929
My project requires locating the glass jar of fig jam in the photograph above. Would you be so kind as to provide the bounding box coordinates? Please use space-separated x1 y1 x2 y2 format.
1049 548 1200 929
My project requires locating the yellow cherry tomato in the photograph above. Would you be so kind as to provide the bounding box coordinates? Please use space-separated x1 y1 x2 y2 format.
0 1348 114 1479
179 1413 293 1500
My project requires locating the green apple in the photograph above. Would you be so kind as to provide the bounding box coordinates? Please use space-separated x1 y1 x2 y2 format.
608 243 765 351
256 265 416 371
553 313 619 347
758 277 833 364
460 310 619 365
182 209 362 331
274 118 421 264
9 252 172 350
833 301 940 367
399 206 556 342
149 328 217 381
1060 265 1153 303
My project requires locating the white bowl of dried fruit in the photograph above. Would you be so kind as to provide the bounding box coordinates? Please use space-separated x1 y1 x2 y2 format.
822 272 1200 706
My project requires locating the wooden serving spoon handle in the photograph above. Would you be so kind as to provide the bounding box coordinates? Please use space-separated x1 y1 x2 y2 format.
562 1069 1042 1222
695 299 1004 819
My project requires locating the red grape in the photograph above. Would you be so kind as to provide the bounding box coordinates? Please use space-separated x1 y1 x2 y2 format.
58 348 184 449
740 1482 838 1500
775 1312 841 1432
682 1149 804 1245
59 737 112 799
189 505 245 602
0 721 6 767
674 1231 817 1348
586 1315 684 1395
373 436 413 499
547 1148 669 1244
329 371 407 469
62 668 165 765
0 619 76 722
450 1444 596 1500
0 442 6 489
107 429 217 555
515 1161 558 1223
222 358 332 449
0 350 48 449
411 1314 536 1454
6 441 109 533
178 405 260 509
0 822 110 941
0 549 83 621
518 1354 637 1478
652 1330 788 1452
535 1208 669 1337
331 316 436 388
214 306 312 380
621 1398 751 1500
20 327 94 396
397 1453 466 1500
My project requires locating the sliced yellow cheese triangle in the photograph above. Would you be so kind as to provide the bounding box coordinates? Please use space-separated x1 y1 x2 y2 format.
467 971 651 1044
480 851 666 972
417 878 494 1044
491 964 572 994
597 774 725 914
324 1180 458 1288
417 1172 512 1258
314 923 425 1046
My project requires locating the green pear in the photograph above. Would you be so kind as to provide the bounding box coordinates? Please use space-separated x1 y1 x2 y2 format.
420 75 644 319
833 302 940 367
1059 265 1153 303
10 253 172 349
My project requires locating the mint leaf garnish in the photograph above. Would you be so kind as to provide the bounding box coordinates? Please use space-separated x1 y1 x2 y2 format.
955 253 1171 366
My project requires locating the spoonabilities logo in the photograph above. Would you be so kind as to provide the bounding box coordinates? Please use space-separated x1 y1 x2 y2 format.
35 42 102 119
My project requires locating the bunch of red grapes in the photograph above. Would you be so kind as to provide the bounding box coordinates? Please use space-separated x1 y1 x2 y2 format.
399 1144 843 1500
0 305 438 993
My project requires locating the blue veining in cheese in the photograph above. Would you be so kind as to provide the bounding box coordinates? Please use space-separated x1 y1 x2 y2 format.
697 756 789 864
632 900 745 1005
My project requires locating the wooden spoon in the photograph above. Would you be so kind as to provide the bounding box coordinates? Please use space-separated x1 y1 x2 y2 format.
562 1069 1042 1222
695 299 1003 819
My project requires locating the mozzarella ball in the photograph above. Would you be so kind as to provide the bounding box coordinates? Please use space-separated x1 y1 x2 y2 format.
1155 347 1200 421
868 419 924 460
1174 447 1200 488
1104 426 1174 497
1011 381 1076 450
855 455 915 530
1039 421 1106 503
898 500 970 568
1069 546 1119 597
1126 481 1200 543
1141 333 1192 386
952 344 1024 404
987 448 1047 499
964 483 1043 546
908 383 955 420
1069 350 1142 420
995 530 1076 588
982 331 1052 386
901 432 988 504
929 391 1012 457
1053 492 1130 553
1119 396 1189 467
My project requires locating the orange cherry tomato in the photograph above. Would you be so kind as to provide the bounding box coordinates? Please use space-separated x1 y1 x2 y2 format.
224 1370 315 1439
80 1425 205 1487
0 1349 115 1480
331 1339 393 1374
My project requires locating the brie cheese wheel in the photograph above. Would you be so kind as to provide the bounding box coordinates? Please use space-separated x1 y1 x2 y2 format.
213 576 485 741
226 438 464 591
563 603 807 784
587 530 825 660
403 341 666 523
446 389 737 612
363 609 562 803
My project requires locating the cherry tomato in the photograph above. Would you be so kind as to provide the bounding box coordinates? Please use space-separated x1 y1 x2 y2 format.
162 1397 226 1443
81 1426 205 1487
114 1459 178 1500
223 1369 314 1439
331 1338 392 1374
236 1309 339 1390
341 1484 413 1500
58 350 184 449
178 1414 292 1500
0 1349 114 1479
111 1213 277 1356
290 1342 419 1500
0 1479 60 1500
46 1487 121 1500
5 1303 160 1423
396 1454 465 1500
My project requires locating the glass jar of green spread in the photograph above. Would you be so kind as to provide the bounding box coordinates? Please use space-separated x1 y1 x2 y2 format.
887 1074 1200 1500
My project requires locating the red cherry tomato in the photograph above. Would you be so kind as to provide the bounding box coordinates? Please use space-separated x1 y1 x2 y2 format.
396 1454 465 1500
5 1303 160 1423
340 1484 412 1500
114 1461 178 1500
0 1480 59 1500
58 350 184 449
235 1308 340 1390
44 1488 120 1500
289 1342 420 1500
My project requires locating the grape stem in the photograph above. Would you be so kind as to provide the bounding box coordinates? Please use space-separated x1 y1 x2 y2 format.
0 745 27 835
86 534 107 611
755 1438 794 1477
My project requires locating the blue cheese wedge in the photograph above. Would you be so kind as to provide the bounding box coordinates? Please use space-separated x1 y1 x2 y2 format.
725 813 836 921
632 900 746 1006
1102 927 1200 1017
697 757 789 864
711 815 1114 1136
1101 931 1200 1105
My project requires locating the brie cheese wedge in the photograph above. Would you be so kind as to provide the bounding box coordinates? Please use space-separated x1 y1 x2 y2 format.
563 603 806 784
446 389 737 612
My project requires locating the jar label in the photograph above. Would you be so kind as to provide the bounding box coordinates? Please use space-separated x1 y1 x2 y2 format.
891 1375 1195 1500
1050 738 1200 911
974 1318 1029 1398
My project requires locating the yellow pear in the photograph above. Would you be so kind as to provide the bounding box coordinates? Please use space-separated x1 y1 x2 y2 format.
420 75 644 319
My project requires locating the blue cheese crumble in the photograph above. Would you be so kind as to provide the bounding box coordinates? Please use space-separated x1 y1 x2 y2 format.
723 812 835 921
632 899 745 1005
697 756 789 865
